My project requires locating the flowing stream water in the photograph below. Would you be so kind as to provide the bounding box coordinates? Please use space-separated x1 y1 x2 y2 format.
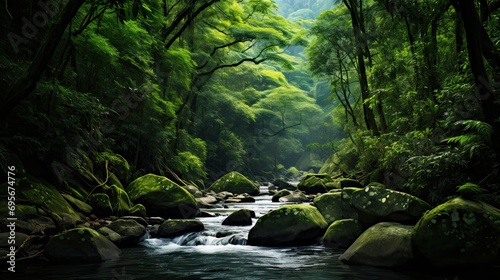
12 186 491 279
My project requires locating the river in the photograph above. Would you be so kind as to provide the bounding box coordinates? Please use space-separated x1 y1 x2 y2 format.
10 187 492 279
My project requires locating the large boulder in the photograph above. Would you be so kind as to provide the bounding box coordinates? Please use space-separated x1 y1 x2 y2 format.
412 197 500 267
322 219 364 248
248 204 328 246
222 209 254 226
44 228 121 263
126 174 199 219
330 178 363 189
339 222 414 267
106 219 146 246
157 219 204 238
208 172 259 196
350 186 431 227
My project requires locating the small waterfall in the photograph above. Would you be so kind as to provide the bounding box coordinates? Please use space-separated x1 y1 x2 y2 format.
145 231 247 247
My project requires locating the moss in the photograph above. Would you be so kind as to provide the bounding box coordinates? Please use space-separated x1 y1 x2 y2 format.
248 204 328 246
413 197 500 267
15 177 81 221
125 174 198 218
208 171 259 195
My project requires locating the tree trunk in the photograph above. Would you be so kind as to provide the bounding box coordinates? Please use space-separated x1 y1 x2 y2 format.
0 0 85 121
343 0 379 134
454 0 500 154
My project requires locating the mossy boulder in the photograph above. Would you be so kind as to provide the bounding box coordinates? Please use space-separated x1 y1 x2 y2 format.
44 228 121 263
248 204 328 246
61 193 93 215
222 209 254 226
272 189 292 202
322 219 364 248
339 222 414 267
13 177 81 221
297 175 329 194
412 197 500 268
106 219 146 246
157 219 204 238
208 172 259 195
126 174 198 219
351 186 431 227
89 193 113 217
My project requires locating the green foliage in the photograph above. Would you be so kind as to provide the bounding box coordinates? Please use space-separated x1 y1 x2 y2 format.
444 120 493 159
456 182 486 198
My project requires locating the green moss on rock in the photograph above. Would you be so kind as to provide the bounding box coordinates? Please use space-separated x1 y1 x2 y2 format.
322 219 364 248
126 174 198 219
208 171 259 195
412 197 500 267
248 204 328 246
15 177 81 221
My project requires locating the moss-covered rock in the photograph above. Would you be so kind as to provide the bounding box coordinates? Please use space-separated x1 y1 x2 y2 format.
89 193 113 217
157 219 204 238
339 222 414 267
412 197 500 268
126 174 198 219
107 219 146 246
208 171 259 195
106 184 133 216
61 193 93 215
248 204 328 246
44 228 121 263
314 193 342 224
297 175 329 194
13 177 82 221
128 203 147 217
222 209 254 226
313 189 361 225
351 186 431 227
272 189 292 202
322 219 364 248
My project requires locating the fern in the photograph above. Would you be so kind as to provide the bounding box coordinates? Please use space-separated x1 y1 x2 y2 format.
456 182 486 198
443 120 493 158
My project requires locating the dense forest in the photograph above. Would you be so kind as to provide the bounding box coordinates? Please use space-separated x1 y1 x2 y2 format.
1 0 499 206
